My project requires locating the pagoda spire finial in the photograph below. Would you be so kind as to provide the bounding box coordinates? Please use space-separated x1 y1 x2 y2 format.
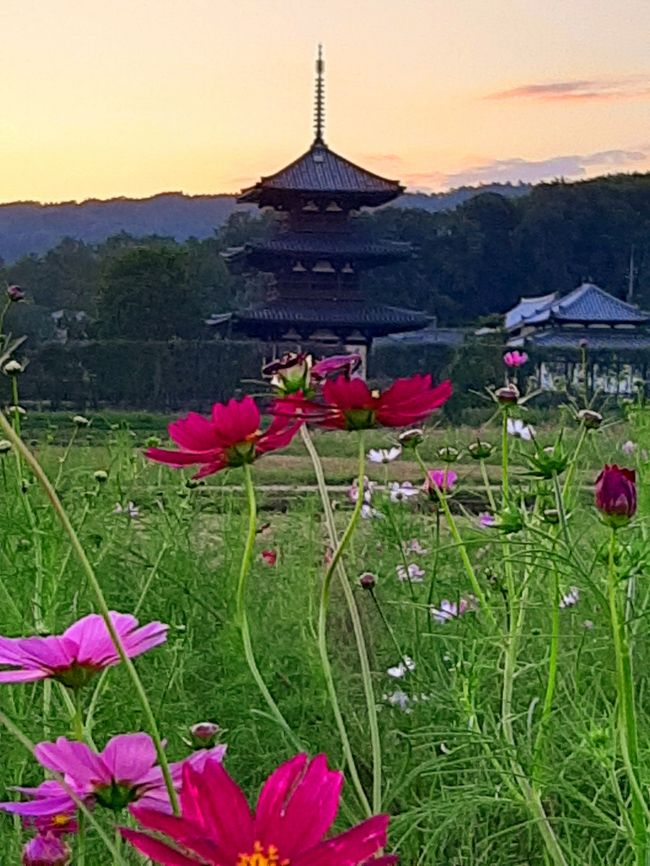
313 44 325 146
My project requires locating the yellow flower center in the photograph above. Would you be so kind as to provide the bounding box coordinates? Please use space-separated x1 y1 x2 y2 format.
236 841 288 866
52 813 73 827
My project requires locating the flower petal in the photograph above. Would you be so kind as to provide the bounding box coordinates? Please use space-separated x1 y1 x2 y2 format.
101 733 158 785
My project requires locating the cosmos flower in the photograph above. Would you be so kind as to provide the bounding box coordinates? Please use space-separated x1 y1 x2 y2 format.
478 513 496 527
0 736 227 818
503 350 528 368
430 596 478 624
387 656 416 678
559 587 580 609
368 447 401 464
260 550 277 567
360 504 382 521
0 612 168 687
396 563 425 583
121 752 394 866
145 396 301 479
595 465 637 525
507 418 535 441
22 833 71 866
347 476 375 504
7 285 25 302
403 539 428 555
114 501 139 520
389 481 419 502
273 374 452 431
621 440 636 455
383 690 411 712
423 469 457 494
311 354 362 381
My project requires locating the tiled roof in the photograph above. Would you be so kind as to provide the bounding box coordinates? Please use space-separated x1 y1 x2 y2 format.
244 232 410 260
377 324 465 347
505 293 559 330
232 300 428 332
520 328 650 351
509 283 649 329
239 144 403 205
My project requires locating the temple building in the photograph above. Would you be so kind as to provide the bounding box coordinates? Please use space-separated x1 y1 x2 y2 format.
213 48 428 360
505 281 650 394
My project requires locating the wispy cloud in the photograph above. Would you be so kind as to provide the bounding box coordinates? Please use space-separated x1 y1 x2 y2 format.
485 75 650 102
403 148 649 191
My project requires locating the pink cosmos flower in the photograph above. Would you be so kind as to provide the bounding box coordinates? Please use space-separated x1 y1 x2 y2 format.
424 468 457 494
503 350 528 368
479 512 495 527
146 396 301 479
261 550 277 567
430 596 478 623
0 612 168 688
121 752 394 866
22 833 70 866
0 735 227 818
311 354 362 381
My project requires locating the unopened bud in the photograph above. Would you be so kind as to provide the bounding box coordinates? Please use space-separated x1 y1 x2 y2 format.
93 470 108 483
468 440 493 460
578 409 602 430
359 572 377 590
145 435 161 448
189 721 220 746
398 428 424 449
3 360 23 375
437 446 459 463
0 439 11 454
495 384 520 405
542 508 561 525
72 415 90 427
7 285 25 302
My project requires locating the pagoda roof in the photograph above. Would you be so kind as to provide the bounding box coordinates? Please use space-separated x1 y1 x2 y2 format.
225 299 428 338
506 283 650 330
239 143 403 207
223 231 411 266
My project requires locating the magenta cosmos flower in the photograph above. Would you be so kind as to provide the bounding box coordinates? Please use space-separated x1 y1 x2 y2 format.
0 735 227 818
22 833 71 866
424 468 457 494
146 396 301 479
503 350 528 368
0 612 167 688
595 464 637 526
122 752 395 866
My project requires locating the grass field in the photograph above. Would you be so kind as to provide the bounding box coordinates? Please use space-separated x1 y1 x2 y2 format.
0 399 648 865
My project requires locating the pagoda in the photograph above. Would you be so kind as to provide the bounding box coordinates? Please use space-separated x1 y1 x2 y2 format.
218 48 428 357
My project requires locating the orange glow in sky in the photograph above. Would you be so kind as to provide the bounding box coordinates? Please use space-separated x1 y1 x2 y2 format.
1 0 649 202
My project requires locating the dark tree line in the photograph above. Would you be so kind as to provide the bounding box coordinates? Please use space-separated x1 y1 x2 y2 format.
1 173 648 346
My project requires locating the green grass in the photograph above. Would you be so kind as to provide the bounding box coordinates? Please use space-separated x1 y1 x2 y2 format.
0 408 648 864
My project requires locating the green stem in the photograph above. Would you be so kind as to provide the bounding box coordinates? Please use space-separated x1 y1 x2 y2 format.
501 410 510 504
54 426 79 488
414 449 499 635
238 464 300 747
301 425 382 815
0 410 180 815
561 424 587 507
369 588 406 663
316 433 372 815
607 529 647 863
480 458 497 513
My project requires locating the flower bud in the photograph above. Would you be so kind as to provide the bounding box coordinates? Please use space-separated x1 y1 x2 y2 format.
495 384 520 405
3 359 23 375
185 476 206 489
72 415 90 427
437 446 459 463
595 464 636 526
468 440 493 460
189 721 220 747
578 409 602 430
359 572 377 590
145 435 161 448
503 350 528 368
7 284 25 302
263 352 313 395
526 442 569 479
0 439 11 454
93 469 108 483
542 508 560 525
398 428 424 449
22 834 71 866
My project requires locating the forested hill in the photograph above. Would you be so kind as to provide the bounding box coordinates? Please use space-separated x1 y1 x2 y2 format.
0 183 530 263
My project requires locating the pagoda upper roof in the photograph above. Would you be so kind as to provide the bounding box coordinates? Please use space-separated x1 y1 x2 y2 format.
505 283 649 331
239 143 404 207
223 230 411 267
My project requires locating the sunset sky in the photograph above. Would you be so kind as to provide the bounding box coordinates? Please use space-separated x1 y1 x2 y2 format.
1 0 649 203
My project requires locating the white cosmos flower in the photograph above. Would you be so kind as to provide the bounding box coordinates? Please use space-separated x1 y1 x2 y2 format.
621 440 636 455
114 501 139 519
390 481 419 503
559 586 580 608
387 656 416 678
396 563 425 583
361 503 382 520
368 446 402 464
507 418 535 441
383 690 411 712
404 539 428 555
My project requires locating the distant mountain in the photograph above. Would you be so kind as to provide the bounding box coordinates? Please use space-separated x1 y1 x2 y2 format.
0 183 531 263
